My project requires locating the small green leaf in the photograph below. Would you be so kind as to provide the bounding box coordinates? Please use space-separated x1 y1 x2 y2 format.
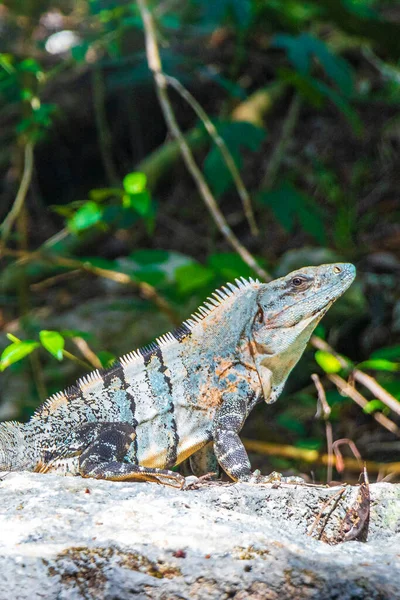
6 333 21 343
357 359 399 372
39 330 65 361
0 341 40 371
96 351 116 369
89 188 123 201
60 329 92 340
71 43 90 63
208 252 254 280
175 263 214 294
68 201 104 232
363 400 389 415
371 345 400 361
204 121 266 196
123 172 147 194
258 181 326 243
130 249 169 265
315 350 342 374
123 191 151 216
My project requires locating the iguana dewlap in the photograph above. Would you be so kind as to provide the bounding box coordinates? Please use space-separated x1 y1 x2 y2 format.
0 263 355 487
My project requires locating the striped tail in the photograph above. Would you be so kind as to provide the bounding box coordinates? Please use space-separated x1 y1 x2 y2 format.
0 422 34 471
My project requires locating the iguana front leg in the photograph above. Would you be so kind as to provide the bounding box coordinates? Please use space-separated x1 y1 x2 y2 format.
212 375 301 484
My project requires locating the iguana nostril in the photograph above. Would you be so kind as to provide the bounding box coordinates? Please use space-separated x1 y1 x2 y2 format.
333 266 342 274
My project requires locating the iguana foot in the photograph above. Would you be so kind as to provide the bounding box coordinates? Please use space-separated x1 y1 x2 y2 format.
246 470 304 485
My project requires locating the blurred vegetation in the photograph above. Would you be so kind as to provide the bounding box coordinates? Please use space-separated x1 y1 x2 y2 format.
0 0 400 483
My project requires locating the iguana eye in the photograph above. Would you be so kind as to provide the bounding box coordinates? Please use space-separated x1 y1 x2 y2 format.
292 277 304 286
290 275 309 288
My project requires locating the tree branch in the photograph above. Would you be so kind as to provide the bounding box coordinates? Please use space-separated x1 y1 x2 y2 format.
0 141 35 247
137 0 270 282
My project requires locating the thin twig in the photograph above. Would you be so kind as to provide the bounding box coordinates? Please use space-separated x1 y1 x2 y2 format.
311 336 400 419
261 93 302 190
312 373 333 483
136 0 270 282
352 370 400 418
0 141 35 246
242 438 400 475
307 487 346 538
30 269 82 291
332 438 362 473
327 373 400 436
72 337 103 369
165 74 259 236
62 349 92 370
2 248 180 326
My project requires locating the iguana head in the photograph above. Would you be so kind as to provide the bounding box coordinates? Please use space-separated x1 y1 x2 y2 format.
251 263 355 403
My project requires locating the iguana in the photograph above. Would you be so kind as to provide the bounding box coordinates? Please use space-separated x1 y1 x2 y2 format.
0 263 355 487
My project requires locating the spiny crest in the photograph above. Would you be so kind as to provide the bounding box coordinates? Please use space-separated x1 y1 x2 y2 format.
119 276 259 367
36 277 260 407
182 276 259 329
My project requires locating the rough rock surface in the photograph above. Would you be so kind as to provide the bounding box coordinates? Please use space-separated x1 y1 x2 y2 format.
0 473 399 599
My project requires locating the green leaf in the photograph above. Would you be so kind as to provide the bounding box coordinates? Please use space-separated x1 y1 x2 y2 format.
39 330 65 361
59 329 92 340
204 121 266 196
123 191 152 217
71 43 90 63
96 351 116 369
363 400 389 415
208 252 254 280
68 201 104 233
257 181 326 243
276 412 306 434
196 0 253 29
314 350 342 374
123 172 147 194
272 33 354 96
130 249 169 265
0 341 40 371
371 345 400 361
6 333 21 343
174 263 214 294
357 359 399 372
89 188 123 201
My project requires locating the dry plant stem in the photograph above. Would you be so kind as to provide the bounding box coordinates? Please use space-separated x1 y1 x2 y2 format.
0 141 34 247
3 248 180 326
165 74 259 236
242 438 400 476
62 349 92 370
307 487 346 538
352 369 400 417
327 373 400 435
332 438 362 473
312 373 333 483
30 269 82 290
261 93 302 190
72 337 103 370
137 0 270 282
311 336 400 418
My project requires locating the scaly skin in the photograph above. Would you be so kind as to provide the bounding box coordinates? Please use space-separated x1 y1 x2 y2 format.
0 263 355 487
